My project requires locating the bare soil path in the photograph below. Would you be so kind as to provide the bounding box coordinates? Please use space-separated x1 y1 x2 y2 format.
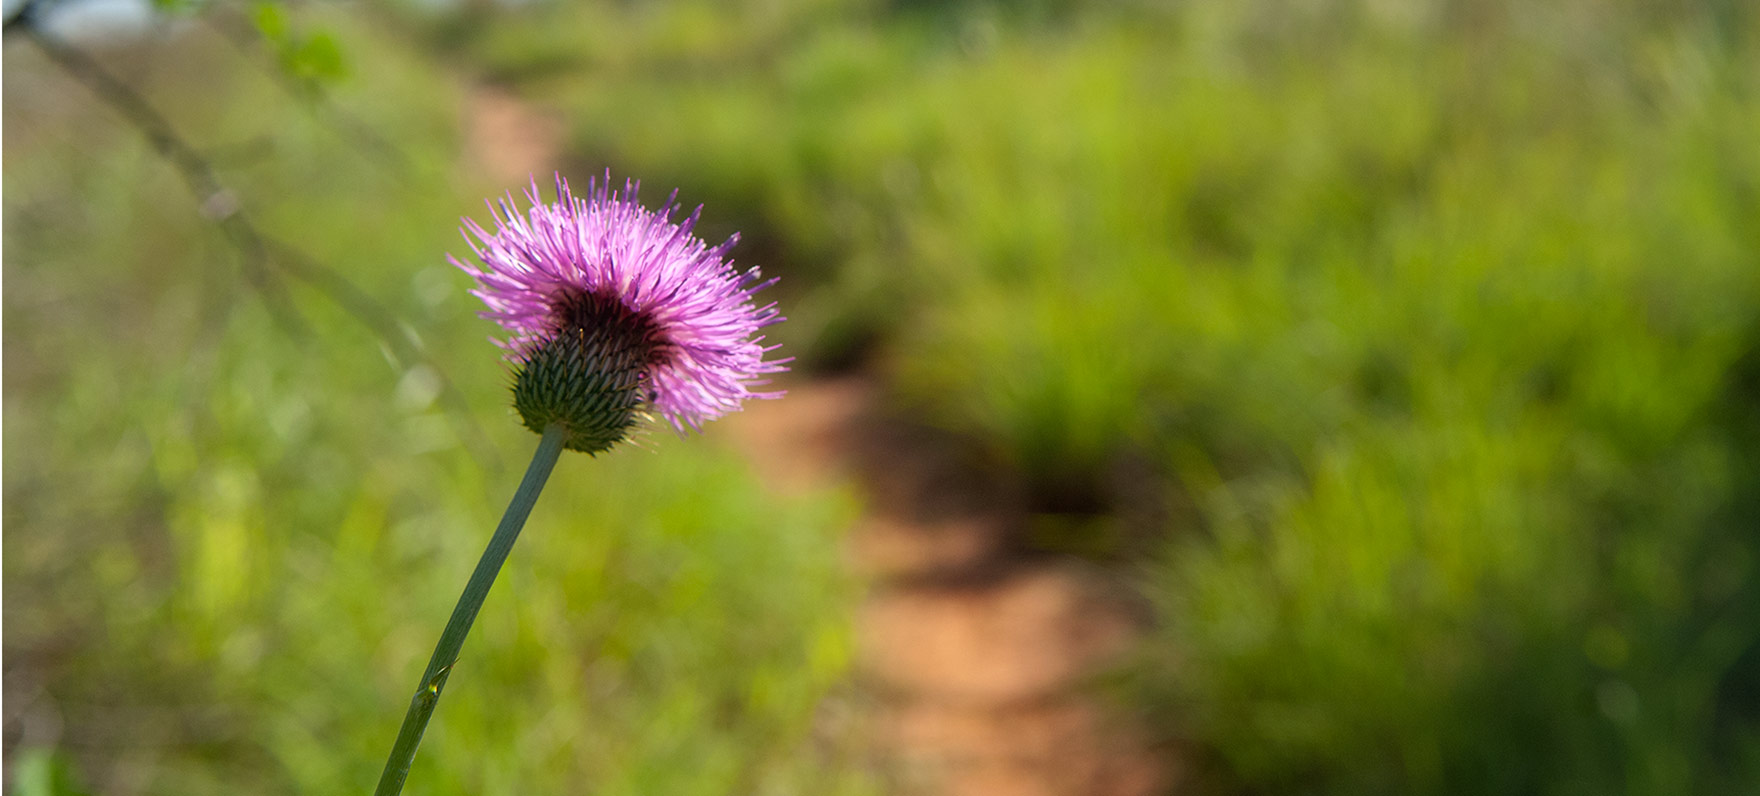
462 91 1169 793
728 377 1171 796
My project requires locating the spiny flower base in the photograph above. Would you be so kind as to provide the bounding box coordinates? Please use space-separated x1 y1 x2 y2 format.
511 291 660 454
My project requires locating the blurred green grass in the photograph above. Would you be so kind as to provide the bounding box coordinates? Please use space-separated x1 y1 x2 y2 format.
4 9 871 794
7 0 1760 794
480 2 1760 791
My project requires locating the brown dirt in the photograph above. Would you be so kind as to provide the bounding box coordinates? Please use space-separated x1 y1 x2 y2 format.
462 87 1172 795
728 376 1172 796
463 84 565 185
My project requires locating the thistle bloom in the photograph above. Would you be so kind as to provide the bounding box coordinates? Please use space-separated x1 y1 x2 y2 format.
452 173 786 452
374 177 786 795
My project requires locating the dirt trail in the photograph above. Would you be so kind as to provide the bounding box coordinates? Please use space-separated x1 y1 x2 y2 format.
729 377 1171 796
463 84 566 186
462 93 1168 793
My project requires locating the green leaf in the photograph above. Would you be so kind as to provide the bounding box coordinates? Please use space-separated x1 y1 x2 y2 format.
291 31 348 83
251 1 288 43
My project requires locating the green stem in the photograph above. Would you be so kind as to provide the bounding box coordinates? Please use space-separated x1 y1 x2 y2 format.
373 423 567 796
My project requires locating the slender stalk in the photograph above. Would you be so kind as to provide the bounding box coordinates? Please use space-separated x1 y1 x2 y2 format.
373 424 567 796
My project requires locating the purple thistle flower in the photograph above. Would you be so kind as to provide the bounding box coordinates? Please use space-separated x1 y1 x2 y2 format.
451 172 786 451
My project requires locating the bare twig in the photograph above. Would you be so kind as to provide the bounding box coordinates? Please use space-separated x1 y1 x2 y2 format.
16 17 312 339
265 237 502 469
200 5 420 182
10 2 502 472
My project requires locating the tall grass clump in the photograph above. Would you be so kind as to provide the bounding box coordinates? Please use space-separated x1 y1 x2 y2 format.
884 4 1760 793
462 0 1760 791
3 16 871 794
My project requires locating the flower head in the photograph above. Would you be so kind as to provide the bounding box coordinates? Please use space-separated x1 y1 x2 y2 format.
453 173 785 452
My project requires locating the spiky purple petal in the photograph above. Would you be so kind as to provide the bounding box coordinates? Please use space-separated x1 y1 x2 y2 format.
452 172 786 431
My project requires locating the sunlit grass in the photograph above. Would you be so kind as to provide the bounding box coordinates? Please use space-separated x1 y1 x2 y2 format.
8 0 1760 794
4 14 871 794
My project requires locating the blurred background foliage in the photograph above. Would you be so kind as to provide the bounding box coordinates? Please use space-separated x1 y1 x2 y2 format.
6 0 1760 794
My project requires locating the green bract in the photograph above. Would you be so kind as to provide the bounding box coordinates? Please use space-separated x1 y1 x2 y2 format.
510 290 660 454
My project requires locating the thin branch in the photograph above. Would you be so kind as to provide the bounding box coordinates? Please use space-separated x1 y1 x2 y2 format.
18 19 311 339
12 9 502 473
200 5 420 183
265 237 503 471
